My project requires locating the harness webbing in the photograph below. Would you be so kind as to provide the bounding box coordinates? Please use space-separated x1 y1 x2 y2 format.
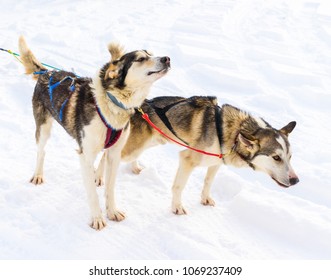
2 45 123 149
48 73 76 121
138 107 225 159
1 47 63 71
34 70 122 149
146 98 189 145
33 70 76 122
95 106 123 149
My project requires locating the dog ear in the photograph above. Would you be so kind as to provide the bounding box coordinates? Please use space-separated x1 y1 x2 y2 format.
108 42 125 61
105 63 119 79
238 133 257 150
280 121 296 136
105 43 125 80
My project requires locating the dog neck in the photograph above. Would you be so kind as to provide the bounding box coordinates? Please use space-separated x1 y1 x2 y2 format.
221 104 255 168
93 75 135 130
111 83 152 109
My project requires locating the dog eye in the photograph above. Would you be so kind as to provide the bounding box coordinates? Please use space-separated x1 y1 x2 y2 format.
136 57 146 62
272 155 281 162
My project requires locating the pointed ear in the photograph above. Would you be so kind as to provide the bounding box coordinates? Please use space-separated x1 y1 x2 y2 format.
108 42 125 62
238 133 256 150
280 121 296 136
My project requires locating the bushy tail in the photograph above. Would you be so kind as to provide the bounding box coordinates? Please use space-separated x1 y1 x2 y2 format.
18 36 47 80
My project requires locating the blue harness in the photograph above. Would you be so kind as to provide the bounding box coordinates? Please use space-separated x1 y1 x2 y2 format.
49 74 76 122
35 70 76 122
34 70 123 149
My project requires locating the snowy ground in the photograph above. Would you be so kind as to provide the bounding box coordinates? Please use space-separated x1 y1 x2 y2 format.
1 0 331 260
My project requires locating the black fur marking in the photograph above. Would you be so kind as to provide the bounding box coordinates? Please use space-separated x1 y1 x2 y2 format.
215 106 223 154
197 103 215 144
99 51 139 90
116 52 137 89
235 149 256 170
99 62 111 89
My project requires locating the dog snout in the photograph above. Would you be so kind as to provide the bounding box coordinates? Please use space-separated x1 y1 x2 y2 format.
289 177 299 186
161 56 170 66
288 167 299 186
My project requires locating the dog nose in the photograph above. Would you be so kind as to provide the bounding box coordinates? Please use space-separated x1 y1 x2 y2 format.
289 177 299 186
161 56 170 65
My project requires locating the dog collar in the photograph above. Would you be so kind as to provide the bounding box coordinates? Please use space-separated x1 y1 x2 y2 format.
106 91 127 110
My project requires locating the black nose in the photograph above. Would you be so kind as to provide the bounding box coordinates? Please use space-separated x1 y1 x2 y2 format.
161 56 170 65
289 177 299 186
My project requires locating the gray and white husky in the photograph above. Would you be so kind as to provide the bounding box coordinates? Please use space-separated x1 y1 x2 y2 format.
19 36 170 229
97 96 299 215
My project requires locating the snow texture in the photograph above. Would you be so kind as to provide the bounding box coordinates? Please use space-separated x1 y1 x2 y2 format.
0 0 331 259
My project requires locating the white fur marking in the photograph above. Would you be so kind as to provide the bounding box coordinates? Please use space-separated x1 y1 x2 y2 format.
276 135 287 155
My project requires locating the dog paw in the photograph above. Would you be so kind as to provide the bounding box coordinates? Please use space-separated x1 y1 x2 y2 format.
201 197 215 206
107 210 126 222
90 216 107 230
131 161 144 175
172 204 187 215
30 175 44 185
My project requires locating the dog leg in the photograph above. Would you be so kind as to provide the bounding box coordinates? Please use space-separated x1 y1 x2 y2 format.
30 117 53 185
201 164 220 206
95 152 106 187
171 150 197 215
79 151 107 230
104 150 126 222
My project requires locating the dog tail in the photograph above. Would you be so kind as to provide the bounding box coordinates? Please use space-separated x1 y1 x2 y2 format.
18 36 47 80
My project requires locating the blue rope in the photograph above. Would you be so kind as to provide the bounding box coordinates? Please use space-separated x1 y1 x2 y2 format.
1 47 63 71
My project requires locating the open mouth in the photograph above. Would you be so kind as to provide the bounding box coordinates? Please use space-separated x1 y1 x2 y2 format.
271 177 290 188
147 67 170 76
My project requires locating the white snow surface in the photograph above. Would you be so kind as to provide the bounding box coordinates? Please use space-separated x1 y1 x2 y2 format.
1 0 331 260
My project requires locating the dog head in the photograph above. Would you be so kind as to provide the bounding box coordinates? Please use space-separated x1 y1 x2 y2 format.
100 43 170 93
235 119 299 188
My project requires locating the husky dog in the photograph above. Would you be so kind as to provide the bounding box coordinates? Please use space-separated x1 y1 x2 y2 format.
97 96 299 214
19 36 170 229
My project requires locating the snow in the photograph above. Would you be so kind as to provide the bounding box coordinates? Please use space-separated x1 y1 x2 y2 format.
1 0 331 260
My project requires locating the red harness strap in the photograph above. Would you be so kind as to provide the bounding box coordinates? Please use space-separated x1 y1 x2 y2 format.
104 127 122 149
138 109 223 158
95 105 122 149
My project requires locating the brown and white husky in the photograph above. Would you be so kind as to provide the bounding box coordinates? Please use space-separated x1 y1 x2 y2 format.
97 96 299 215
19 36 170 229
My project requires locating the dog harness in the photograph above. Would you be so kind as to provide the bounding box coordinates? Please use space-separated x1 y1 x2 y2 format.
145 98 190 145
95 105 123 149
34 70 123 149
138 98 225 159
